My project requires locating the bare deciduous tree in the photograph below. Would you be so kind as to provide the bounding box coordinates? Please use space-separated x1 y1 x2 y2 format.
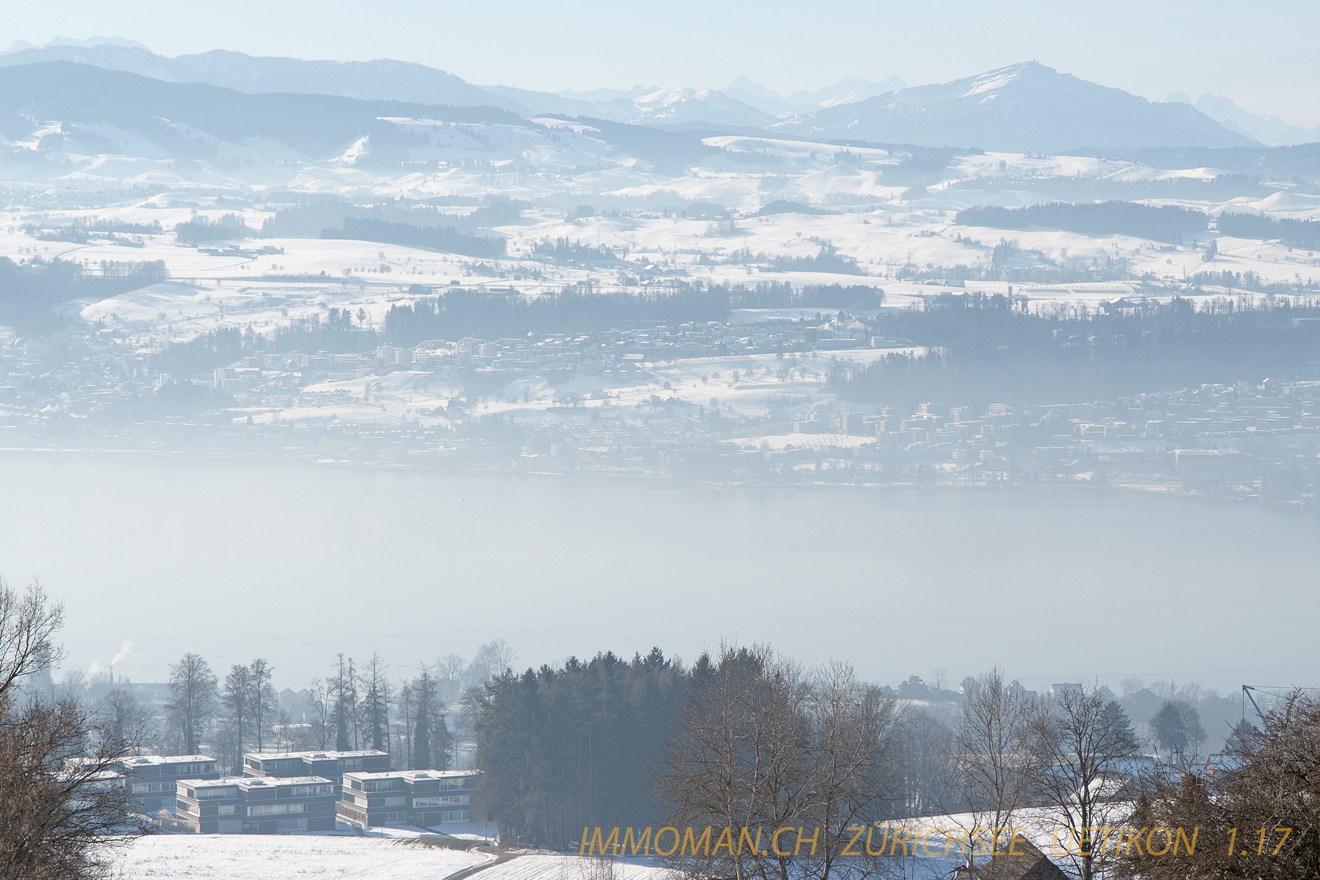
221 664 252 772
0 579 62 696
248 658 276 753
301 678 332 751
166 653 217 755
658 644 810 880
97 688 156 756
659 646 902 880
0 579 147 880
1036 686 1140 880
951 668 1050 867
799 661 905 880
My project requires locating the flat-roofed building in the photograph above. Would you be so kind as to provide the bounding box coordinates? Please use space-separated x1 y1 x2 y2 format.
175 775 337 834
338 769 478 829
117 755 220 814
243 750 391 793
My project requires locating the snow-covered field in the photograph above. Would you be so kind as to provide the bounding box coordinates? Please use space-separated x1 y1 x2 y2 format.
474 854 673 880
107 834 492 880
105 836 677 880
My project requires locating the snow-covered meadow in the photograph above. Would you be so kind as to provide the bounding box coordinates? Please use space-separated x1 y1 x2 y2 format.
105 835 678 880
107 834 492 880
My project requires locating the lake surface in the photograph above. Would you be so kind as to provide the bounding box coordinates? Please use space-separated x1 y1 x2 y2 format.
1 452 1316 692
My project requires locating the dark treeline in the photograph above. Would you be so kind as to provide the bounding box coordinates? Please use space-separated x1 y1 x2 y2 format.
385 285 725 345
952 174 1272 203
475 649 683 848
261 198 520 239
771 245 865 275
528 237 618 264
753 200 827 216
834 293 1320 405
956 201 1209 244
152 326 250 376
879 155 955 188
0 257 167 333
151 309 373 375
322 217 506 258
175 213 253 242
383 282 885 346
25 216 163 242
267 310 374 353
1219 212 1320 249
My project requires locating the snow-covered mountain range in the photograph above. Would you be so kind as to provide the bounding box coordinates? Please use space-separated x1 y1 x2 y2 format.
0 41 1309 154
1163 91 1319 146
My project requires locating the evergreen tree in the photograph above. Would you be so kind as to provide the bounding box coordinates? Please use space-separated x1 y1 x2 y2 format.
431 707 454 771
475 648 686 848
412 666 437 770
332 654 352 752
359 652 390 753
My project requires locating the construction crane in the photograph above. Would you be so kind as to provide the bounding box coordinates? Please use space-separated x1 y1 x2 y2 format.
1242 685 1320 730
1242 685 1269 729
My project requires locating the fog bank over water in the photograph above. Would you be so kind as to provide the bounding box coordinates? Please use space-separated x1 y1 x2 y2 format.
2 452 1314 692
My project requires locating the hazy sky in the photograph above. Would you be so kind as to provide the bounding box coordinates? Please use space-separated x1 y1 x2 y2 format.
3 2 1319 122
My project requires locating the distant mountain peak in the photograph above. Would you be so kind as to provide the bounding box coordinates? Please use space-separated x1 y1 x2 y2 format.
780 61 1251 151
1188 93 1317 146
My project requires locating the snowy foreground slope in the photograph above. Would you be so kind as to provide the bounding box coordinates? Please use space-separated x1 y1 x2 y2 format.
108 835 491 880
107 835 676 880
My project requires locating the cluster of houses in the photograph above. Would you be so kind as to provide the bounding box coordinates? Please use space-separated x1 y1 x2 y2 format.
106 749 479 835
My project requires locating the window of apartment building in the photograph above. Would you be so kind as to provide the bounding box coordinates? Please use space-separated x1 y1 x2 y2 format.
274 818 309 831
289 784 333 797
248 802 307 816
194 786 238 802
131 782 170 793
439 778 472 790
413 795 467 807
218 805 237 815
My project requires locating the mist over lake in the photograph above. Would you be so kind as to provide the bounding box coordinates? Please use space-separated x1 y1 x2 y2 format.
3 452 1313 692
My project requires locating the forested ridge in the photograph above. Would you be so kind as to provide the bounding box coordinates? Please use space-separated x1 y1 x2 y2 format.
956 201 1208 244
384 282 883 345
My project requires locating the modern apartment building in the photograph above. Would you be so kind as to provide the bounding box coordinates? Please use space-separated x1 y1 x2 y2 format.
242 749 392 792
337 769 479 829
175 775 337 833
117 754 221 814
